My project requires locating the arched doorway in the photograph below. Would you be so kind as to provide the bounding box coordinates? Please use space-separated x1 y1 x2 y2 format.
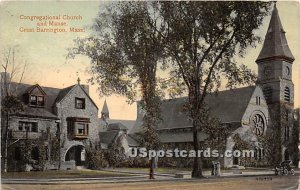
65 145 85 166
232 146 239 165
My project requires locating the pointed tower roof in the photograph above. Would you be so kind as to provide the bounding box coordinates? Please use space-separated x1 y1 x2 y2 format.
101 99 109 115
256 4 294 63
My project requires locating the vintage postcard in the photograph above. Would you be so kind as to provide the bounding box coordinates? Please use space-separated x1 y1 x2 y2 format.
0 1 300 190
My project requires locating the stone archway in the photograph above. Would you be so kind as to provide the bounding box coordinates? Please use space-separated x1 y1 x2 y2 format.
65 145 85 166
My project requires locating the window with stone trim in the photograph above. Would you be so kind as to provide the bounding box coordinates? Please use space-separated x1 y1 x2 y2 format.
75 98 85 109
67 117 89 139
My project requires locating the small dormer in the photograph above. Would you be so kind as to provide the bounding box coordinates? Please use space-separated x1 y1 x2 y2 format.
25 84 46 107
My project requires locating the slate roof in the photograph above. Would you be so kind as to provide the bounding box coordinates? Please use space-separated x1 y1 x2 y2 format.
9 82 61 117
158 86 255 130
99 131 119 144
55 85 75 103
14 106 58 119
130 86 255 133
158 131 208 143
109 119 136 132
127 134 140 147
256 5 294 62
8 82 96 119
107 122 128 131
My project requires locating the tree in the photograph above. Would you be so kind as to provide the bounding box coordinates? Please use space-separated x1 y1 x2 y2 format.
152 1 271 177
69 2 272 178
68 2 162 178
1 47 27 172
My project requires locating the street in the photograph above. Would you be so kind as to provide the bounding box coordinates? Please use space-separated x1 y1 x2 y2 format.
1 175 299 190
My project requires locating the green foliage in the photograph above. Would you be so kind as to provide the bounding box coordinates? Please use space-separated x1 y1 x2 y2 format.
12 139 47 171
258 103 294 167
50 137 60 164
7 130 60 171
232 134 257 166
85 146 108 169
259 128 281 167
69 1 162 157
106 137 126 168
69 1 272 177
157 1 271 177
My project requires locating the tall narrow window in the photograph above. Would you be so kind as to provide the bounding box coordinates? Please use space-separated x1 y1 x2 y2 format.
256 96 261 105
284 87 290 102
285 126 289 141
37 96 45 106
30 95 37 105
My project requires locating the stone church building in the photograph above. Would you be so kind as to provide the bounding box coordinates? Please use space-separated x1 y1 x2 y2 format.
130 5 298 167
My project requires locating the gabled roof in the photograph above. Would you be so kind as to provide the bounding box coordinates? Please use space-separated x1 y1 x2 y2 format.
55 85 75 103
256 5 294 63
10 82 61 116
159 86 255 130
25 84 47 95
131 86 256 132
9 82 98 119
107 122 128 131
54 84 99 110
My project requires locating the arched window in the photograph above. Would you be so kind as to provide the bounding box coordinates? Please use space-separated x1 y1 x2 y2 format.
263 86 273 103
284 87 290 102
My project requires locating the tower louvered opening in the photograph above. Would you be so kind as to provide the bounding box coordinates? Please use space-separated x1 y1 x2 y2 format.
284 87 290 102
263 86 273 103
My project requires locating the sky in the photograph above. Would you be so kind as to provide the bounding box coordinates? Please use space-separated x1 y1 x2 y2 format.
0 1 299 120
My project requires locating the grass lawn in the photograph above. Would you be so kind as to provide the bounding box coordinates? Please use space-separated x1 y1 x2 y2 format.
1 169 134 179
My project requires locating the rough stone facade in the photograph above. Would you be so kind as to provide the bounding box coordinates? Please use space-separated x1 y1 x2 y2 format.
55 85 100 168
1 80 104 171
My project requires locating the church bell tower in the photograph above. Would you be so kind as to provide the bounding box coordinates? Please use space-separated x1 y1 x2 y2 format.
256 3 296 162
256 4 295 105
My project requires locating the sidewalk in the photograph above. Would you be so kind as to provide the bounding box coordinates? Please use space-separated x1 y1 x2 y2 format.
2 168 286 185
100 168 276 179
